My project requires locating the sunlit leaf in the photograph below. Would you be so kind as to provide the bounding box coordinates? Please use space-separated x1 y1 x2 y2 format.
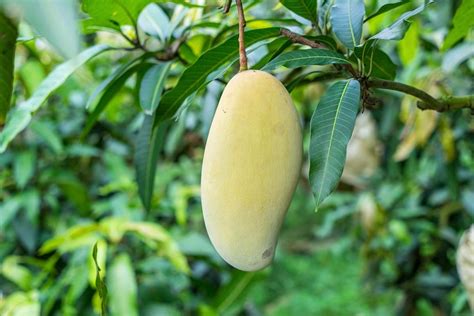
2 0 81 58
138 3 170 42
370 1 434 41
92 242 108 316
108 253 138 316
397 19 419 66
364 0 409 22
1 257 33 290
330 0 365 49
309 80 360 209
0 44 110 153
443 0 474 50
82 0 154 31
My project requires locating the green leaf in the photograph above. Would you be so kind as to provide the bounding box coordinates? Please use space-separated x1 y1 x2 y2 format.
330 0 365 49
364 0 409 22
137 3 170 42
318 0 333 31
82 0 153 31
307 35 338 50
280 0 317 24
92 242 108 316
370 1 434 41
1 256 34 290
139 63 171 115
154 27 281 123
13 150 36 189
212 271 259 313
442 42 474 73
108 253 138 316
309 79 360 209
0 44 109 153
7 0 81 58
443 0 474 50
397 19 419 66
253 38 291 70
135 115 167 211
262 48 349 70
82 58 152 137
0 12 17 124
354 43 397 80
30 120 64 154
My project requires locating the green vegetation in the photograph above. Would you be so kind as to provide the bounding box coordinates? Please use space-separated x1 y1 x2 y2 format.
0 0 473 315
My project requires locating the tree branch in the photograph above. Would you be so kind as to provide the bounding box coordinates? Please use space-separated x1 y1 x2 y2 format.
367 79 474 112
235 0 248 71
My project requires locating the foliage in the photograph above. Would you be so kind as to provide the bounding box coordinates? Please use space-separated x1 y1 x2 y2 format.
0 0 473 315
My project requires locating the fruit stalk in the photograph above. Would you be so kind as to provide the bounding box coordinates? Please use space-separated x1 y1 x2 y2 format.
235 0 248 71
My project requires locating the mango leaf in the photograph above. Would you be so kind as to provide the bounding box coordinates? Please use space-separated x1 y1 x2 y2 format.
280 0 317 24
2 0 81 58
364 0 409 22
309 79 360 209
1 256 33 290
13 149 36 189
154 27 281 124
330 0 365 49
108 253 138 316
443 0 474 50
354 43 397 80
397 19 419 66
262 48 349 70
139 63 171 115
307 35 338 50
92 242 108 316
0 12 17 124
135 115 167 211
370 1 433 41
82 59 152 137
30 120 64 154
442 42 474 73
318 0 333 31
0 44 110 153
212 271 261 313
253 38 291 70
138 3 170 42
82 0 153 31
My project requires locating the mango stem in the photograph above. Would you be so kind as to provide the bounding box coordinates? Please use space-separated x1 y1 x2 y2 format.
235 0 248 71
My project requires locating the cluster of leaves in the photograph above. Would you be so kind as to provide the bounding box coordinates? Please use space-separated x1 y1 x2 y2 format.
0 0 473 315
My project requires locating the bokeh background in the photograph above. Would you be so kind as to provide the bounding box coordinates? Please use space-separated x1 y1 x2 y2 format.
0 0 473 315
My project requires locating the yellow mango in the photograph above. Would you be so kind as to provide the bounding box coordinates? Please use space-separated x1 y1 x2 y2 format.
201 70 303 271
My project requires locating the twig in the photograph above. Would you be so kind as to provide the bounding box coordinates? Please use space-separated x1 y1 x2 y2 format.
280 29 325 49
155 36 187 61
235 0 248 71
367 79 474 112
223 0 232 13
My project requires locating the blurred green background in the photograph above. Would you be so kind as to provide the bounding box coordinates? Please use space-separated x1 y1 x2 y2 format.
0 0 473 315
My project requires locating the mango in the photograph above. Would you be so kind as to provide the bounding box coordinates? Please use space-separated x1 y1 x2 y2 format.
201 70 302 271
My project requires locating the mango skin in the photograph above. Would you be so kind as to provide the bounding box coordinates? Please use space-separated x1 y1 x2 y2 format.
201 70 302 271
